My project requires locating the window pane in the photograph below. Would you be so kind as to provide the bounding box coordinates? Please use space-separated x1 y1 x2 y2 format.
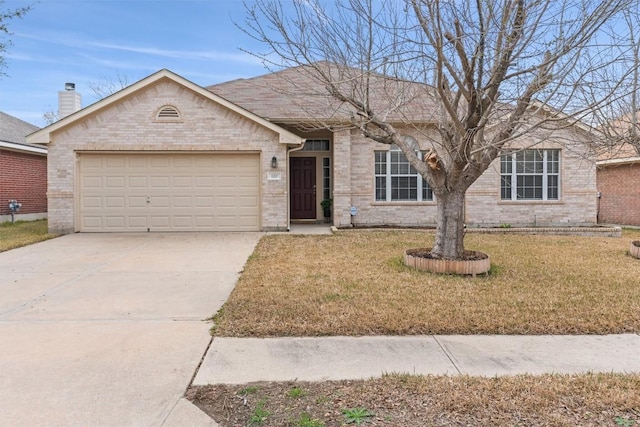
547 175 558 199
391 151 411 174
302 139 330 151
322 157 331 200
547 150 559 174
375 177 386 201
375 152 386 174
501 176 511 199
517 175 542 200
391 177 417 201
422 178 433 201
501 154 512 173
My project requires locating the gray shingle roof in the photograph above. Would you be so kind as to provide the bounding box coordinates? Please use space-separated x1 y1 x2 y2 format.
207 62 439 126
0 111 42 151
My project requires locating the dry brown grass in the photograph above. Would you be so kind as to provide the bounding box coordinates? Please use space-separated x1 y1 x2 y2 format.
0 220 58 252
189 373 640 426
212 228 640 336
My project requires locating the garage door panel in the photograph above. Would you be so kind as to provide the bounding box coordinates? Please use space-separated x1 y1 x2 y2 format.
173 177 192 187
174 196 192 207
82 197 102 208
126 216 147 228
239 196 259 207
106 157 126 168
150 157 170 168
195 197 214 207
82 176 102 189
195 216 215 226
150 176 170 188
83 216 102 229
128 197 147 208
150 196 171 207
79 153 260 232
105 216 126 228
106 197 125 208
106 176 126 189
196 177 215 187
128 176 148 187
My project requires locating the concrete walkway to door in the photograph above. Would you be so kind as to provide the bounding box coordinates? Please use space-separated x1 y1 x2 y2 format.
0 232 261 426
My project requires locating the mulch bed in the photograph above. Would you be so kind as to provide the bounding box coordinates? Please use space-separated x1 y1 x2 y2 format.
187 374 640 426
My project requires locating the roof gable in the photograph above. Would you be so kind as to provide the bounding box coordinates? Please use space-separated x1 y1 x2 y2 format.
27 69 303 146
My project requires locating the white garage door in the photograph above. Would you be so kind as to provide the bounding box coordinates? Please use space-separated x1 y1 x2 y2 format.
78 153 260 232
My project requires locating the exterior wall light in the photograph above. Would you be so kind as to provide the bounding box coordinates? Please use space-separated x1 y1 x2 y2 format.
271 156 278 169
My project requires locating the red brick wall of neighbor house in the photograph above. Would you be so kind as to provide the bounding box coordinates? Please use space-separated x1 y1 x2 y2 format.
597 163 640 226
0 149 48 215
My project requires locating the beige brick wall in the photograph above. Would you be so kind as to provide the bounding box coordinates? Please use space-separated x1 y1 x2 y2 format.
333 125 597 228
47 79 288 233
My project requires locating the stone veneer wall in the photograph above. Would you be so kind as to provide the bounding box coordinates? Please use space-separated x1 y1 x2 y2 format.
47 79 288 234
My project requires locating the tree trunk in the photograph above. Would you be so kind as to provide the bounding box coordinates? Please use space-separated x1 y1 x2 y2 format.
431 190 466 259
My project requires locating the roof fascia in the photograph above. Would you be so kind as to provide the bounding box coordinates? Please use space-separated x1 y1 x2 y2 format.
0 140 47 155
596 156 640 166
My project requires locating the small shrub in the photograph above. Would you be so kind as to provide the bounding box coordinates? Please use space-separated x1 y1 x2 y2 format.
287 387 307 398
295 412 325 427
343 407 374 425
248 400 270 425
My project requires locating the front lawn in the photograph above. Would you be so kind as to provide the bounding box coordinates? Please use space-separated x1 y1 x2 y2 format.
197 229 640 426
0 219 58 252
212 229 640 336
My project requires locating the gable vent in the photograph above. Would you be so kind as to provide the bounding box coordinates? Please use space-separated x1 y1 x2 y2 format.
156 105 181 121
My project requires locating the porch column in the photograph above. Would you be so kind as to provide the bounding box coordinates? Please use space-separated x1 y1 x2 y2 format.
332 129 353 228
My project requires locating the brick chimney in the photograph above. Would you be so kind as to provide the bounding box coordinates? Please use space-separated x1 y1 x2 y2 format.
58 83 81 119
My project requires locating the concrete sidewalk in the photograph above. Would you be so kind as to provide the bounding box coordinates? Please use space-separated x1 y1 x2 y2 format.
194 334 640 385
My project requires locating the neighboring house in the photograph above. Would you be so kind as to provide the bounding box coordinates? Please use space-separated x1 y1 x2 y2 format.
0 112 46 223
27 67 598 234
597 142 640 226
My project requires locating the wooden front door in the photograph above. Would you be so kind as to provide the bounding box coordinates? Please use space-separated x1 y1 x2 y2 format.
290 157 316 219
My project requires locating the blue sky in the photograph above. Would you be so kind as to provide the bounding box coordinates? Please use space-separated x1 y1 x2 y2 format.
1 0 269 127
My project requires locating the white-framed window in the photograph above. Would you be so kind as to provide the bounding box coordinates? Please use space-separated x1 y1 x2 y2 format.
500 149 560 200
301 139 330 151
374 138 433 202
322 157 331 201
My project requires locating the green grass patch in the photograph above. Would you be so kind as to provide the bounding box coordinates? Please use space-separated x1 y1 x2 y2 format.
0 219 58 252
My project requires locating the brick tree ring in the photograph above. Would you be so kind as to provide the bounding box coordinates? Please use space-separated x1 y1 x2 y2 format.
404 248 491 277
631 241 640 259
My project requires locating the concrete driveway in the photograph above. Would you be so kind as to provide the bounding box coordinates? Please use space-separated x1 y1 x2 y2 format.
0 232 261 426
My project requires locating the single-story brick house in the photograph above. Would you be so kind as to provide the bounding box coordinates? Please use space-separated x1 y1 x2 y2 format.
597 142 640 226
27 68 598 234
0 112 46 223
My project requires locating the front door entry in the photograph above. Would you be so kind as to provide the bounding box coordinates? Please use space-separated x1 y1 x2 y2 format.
290 157 316 219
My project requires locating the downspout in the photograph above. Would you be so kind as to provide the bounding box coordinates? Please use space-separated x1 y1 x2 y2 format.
286 140 307 231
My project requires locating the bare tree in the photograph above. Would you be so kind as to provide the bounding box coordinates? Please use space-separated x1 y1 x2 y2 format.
243 0 634 259
0 1 31 76
592 4 640 157
88 73 131 101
